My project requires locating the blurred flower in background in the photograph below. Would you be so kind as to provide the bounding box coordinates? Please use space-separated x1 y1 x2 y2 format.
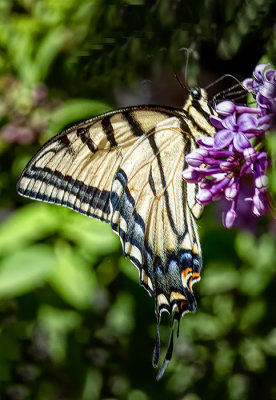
0 76 48 145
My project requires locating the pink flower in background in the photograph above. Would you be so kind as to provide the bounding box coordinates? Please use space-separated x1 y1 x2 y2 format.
2 124 36 145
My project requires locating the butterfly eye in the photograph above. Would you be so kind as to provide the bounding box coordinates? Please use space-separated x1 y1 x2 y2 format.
191 88 201 101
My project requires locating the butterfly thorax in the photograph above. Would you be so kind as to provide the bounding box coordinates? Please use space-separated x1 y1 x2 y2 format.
183 88 216 139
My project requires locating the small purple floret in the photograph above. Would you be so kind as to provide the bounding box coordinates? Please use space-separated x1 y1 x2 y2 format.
196 189 213 205
251 191 268 217
183 63 275 228
223 208 238 229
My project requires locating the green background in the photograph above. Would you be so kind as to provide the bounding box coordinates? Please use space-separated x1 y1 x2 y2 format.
0 1 276 399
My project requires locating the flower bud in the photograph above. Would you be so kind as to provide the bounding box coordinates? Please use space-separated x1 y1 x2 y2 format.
182 168 201 183
197 136 215 147
196 189 212 205
186 149 208 167
220 160 237 172
254 175 269 192
222 208 237 228
251 191 268 217
225 182 239 201
215 101 236 116
244 147 257 163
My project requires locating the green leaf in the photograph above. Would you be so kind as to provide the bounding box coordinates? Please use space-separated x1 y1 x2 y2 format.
46 99 111 137
34 27 69 82
184 312 224 340
240 300 265 330
119 256 139 283
200 262 238 295
105 291 135 335
82 368 103 400
239 339 266 372
263 328 276 356
0 244 56 297
49 241 97 309
38 305 82 363
0 204 61 257
60 212 120 255
239 269 269 296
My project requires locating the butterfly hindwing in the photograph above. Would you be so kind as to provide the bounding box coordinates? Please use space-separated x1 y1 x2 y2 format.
109 115 201 316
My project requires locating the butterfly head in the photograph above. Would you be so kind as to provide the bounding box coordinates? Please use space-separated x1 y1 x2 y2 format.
190 87 202 101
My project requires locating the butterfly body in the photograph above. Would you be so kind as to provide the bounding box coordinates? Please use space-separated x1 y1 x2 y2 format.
17 88 216 377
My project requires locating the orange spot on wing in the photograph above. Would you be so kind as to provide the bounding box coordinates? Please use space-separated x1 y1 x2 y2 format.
189 272 201 292
180 300 187 309
182 267 192 279
170 291 186 302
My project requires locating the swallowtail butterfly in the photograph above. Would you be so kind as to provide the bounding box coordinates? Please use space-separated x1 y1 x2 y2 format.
17 87 216 379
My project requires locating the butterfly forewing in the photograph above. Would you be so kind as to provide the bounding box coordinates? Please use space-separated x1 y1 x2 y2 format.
17 107 181 222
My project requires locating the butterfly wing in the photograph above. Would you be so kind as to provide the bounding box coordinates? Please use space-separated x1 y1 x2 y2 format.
17 99 217 377
17 106 180 222
17 106 203 319
110 115 202 319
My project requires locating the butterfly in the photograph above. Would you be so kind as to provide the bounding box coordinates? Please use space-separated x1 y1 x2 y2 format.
17 87 216 379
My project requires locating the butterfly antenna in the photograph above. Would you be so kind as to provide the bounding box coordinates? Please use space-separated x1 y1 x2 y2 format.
179 44 198 90
174 71 188 92
156 322 175 381
212 83 248 106
204 74 244 91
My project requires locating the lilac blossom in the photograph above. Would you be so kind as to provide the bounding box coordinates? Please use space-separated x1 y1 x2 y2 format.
183 64 275 228
243 63 276 127
2 124 36 145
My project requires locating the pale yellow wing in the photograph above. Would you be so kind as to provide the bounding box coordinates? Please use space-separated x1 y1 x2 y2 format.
17 106 182 222
109 115 201 318
17 104 209 318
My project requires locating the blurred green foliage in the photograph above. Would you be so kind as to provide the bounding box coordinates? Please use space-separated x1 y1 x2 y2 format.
0 1 276 399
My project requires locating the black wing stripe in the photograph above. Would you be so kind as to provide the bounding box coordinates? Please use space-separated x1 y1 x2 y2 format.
58 134 72 150
123 111 145 136
148 166 157 196
101 116 117 147
76 127 97 153
191 99 212 120
31 135 80 205
18 167 111 216
110 169 146 258
62 143 89 209
88 150 121 217
147 132 179 235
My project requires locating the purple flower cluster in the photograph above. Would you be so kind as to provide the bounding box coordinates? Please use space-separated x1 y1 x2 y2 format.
183 64 275 228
